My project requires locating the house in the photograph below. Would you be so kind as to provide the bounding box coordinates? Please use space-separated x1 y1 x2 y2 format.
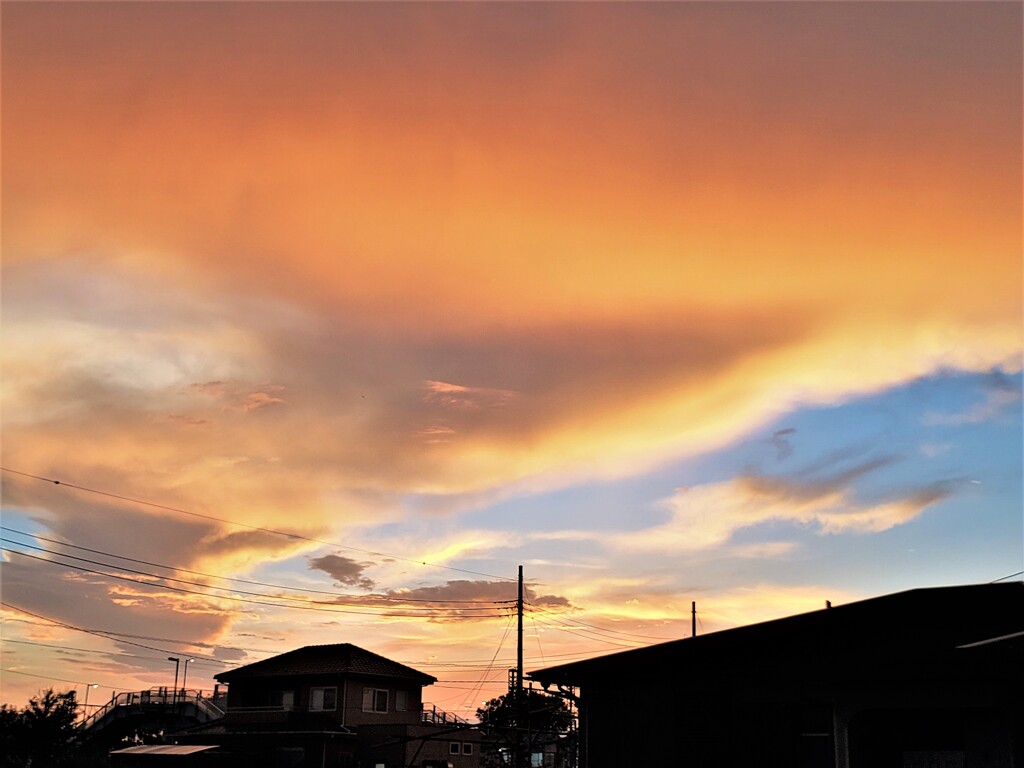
530 582 1024 768
177 643 481 768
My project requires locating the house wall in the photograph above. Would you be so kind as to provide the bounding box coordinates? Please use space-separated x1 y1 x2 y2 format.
358 724 482 768
224 676 425 728
341 677 424 727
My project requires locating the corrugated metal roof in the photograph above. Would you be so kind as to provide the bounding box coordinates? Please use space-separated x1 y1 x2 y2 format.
110 745 219 755
215 643 436 685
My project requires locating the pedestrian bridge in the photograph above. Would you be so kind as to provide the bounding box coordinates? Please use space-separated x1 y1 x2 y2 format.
80 688 224 739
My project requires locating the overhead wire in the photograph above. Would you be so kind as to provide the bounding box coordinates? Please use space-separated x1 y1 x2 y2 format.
457 613 515 716
1 618 279 656
1 638 227 672
1 467 515 582
1 612 613 669
525 601 681 642
527 613 648 649
2 544 511 618
0 526 510 605
1 668 122 690
528 611 547 668
0 602 231 664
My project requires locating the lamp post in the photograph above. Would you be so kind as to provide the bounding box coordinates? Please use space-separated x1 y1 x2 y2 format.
168 657 180 708
181 658 196 710
82 684 98 723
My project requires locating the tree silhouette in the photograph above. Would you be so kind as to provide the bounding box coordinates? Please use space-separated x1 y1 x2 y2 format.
0 688 80 767
476 688 574 767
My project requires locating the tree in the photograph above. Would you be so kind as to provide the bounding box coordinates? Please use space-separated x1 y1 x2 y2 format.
476 688 574 768
0 688 79 767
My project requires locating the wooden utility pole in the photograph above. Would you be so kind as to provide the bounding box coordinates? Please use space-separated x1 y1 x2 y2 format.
692 601 697 637
518 565 524 698
517 565 526 768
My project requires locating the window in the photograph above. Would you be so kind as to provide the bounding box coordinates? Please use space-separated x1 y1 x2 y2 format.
461 743 474 755
449 742 461 755
362 687 388 713
395 690 409 711
271 691 294 710
310 686 337 711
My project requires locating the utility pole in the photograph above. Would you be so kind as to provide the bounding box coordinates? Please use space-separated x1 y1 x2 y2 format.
517 565 524 700
168 657 180 709
517 565 526 768
692 601 697 637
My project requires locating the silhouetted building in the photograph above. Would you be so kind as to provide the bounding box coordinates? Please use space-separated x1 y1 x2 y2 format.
531 583 1024 768
178 643 480 768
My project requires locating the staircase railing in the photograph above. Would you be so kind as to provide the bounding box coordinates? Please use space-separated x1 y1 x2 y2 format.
79 688 220 731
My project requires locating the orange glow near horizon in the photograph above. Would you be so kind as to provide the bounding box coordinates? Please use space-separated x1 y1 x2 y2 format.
1 1 1020 712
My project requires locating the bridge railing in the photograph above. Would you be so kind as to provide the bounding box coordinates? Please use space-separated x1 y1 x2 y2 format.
79 688 215 731
422 704 468 725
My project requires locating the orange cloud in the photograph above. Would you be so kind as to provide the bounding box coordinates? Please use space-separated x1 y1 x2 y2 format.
1 2 1019 710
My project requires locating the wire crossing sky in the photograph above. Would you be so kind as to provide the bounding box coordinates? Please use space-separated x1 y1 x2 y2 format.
1 2 1021 715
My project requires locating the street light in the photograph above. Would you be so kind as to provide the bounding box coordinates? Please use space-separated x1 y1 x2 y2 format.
82 684 98 723
168 657 180 708
181 658 196 706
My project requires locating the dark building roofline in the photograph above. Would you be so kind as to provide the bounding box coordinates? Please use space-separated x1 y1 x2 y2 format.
529 582 1024 687
215 642 437 685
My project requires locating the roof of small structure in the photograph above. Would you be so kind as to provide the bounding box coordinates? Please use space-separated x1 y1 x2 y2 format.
110 745 219 755
215 643 437 685
530 582 1024 687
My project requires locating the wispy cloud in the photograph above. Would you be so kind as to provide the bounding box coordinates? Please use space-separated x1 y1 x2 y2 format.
618 459 959 552
423 380 518 410
923 373 1021 426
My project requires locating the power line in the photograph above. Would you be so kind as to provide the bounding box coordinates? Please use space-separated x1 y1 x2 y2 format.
0 602 230 664
528 613 647 649
528 612 546 668
2 614 609 669
458 614 516 716
526 601 680 642
991 570 1024 583
2 619 278 657
1 548 512 622
1 668 122 690
1 526 508 605
1 638 226 672
1 536 507 614
1 467 514 581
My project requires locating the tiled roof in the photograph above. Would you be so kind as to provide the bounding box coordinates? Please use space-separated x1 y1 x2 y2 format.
215 643 436 685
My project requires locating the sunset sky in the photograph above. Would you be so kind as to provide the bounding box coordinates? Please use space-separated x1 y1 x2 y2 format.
2 2 1021 718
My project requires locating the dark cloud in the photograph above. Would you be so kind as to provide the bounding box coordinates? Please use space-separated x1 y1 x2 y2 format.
210 646 248 662
307 554 375 590
741 455 899 505
529 592 571 608
896 479 960 509
247 306 812 493
770 428 796 461
316 579 572 622
199 528 309 559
